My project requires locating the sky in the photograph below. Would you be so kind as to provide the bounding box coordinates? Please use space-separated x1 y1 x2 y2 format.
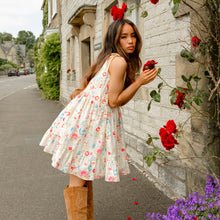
0 0 43 39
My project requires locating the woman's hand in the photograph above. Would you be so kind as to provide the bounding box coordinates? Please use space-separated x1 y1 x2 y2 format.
136 68 158 86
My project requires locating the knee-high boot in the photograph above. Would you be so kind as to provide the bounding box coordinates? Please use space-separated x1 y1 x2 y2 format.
86 181 94 220
63 186 88 220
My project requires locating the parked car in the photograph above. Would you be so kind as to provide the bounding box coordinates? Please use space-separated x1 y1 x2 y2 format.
8 69 19 77
18 68 29 75
26 67 34 74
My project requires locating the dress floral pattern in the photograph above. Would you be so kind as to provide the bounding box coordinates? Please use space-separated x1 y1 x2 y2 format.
40 54 130 182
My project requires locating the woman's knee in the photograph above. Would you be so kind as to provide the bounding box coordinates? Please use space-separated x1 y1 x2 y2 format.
69 174 86 187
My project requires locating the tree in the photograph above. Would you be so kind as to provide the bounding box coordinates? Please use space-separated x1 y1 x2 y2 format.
0 32 13 43
26 49 34 67
15 31 36 52
16 45 24 66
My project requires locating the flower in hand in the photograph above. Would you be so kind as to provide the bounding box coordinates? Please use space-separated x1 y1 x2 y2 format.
143 60 158 71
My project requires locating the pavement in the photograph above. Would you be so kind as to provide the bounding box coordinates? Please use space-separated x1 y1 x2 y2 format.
0 76 174 220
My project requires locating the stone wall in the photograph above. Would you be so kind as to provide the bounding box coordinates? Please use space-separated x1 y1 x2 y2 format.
59 0 219 199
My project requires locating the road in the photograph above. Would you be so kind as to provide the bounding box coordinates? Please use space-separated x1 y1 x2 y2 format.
0 75 36 101
0 74 173 220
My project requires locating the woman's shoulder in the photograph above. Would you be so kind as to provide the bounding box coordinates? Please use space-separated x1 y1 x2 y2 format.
109 53 127 66
108 53 127 75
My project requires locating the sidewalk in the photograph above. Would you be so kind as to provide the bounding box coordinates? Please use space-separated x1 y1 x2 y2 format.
0 83 174 220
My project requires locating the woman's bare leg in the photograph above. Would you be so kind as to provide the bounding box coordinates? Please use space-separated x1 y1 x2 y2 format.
69 174 86 187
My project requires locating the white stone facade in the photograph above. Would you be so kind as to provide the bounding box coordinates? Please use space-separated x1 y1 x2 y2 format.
59 0 194 199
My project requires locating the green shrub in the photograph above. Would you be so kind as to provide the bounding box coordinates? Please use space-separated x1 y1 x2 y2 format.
1 64 13 70
0 58 7 66
34 32 61 100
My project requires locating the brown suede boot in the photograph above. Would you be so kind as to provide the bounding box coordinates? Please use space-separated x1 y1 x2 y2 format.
86 181 94 220
64 186 88 220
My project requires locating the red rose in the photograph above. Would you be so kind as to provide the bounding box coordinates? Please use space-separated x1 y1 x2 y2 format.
143 60 158 71
150 0 159 4
122 2 127 11
173 88 187 109
159 124 179 151
111 4 127 21
191 36 201 48
67 69 71 73
165 120 177 134
111 5 117 16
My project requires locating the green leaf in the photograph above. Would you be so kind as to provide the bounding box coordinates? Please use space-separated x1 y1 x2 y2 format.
157 67 161 74
177 87 187 94
126 9 132 17
129 3 136 10
193 76 201 82
187 54 195 63
158 82 163 89
170 93 178 104
172 3 180 15
188 75 193 81
173 0 181 3
153 93 161 102
170 88 177 96
204 71 211 79
187 82 193 92
150 90 157 98
193 97 203 106
141 10 148 18
146 137 152 145
152 137 159 140
180 49 189 58
148 100 152 111
183 102 191 110
147 157 153 167
181 75 188 82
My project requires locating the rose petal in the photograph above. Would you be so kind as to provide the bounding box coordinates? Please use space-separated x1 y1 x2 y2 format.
134 202 138 205
132 178 136 180
127 217 131 220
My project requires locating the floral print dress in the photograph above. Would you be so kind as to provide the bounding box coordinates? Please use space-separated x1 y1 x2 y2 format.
40 54 130 182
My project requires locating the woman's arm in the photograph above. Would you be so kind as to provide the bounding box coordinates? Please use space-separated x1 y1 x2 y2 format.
108 57 157 108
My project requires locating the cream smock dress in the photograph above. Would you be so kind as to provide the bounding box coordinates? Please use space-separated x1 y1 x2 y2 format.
40 53 130 182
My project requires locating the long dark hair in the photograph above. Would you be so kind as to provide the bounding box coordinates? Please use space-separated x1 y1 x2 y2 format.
70 19 142 100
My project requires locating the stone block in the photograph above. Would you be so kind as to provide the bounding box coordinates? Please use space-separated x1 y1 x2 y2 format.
129 135 137 148
137 139 148 155
144 160 159 178
158 165 186 197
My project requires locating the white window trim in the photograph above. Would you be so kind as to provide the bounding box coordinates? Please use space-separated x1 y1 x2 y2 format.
52 0 57 18
48 0 51 25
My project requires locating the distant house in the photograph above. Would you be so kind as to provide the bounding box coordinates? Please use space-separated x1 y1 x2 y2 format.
0 41 26 66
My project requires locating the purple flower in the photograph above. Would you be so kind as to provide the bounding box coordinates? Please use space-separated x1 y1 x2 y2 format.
144 175 220 220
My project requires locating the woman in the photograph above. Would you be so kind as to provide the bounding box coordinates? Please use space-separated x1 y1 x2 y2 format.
40 9 157 220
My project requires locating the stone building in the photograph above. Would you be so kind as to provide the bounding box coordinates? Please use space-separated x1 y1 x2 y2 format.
41 0 61 37
43 0 219 199
0 42 26 65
